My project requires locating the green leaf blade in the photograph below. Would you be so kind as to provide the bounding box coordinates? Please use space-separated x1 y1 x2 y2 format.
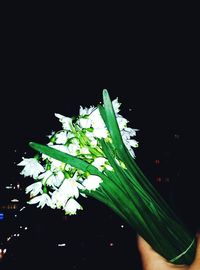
29 142 101 176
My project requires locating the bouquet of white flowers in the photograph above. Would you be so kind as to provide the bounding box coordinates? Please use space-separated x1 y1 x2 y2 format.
18 89 196 265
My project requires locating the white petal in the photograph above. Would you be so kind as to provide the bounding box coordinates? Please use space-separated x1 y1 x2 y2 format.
92 157 107 171
27 195 42 205
54 113 64 119
128 139 139 148
51 190 68 208
82 175 102 191
112 98 121 113
55 131 67 144
38 170 52 180
64 198 83 215
124 127 138 137
89 108 105 129
68 140 80 156
85 131 98 146
79 105 95 116
18 158 45 179
93 128 108 138
25 182 42 196
55 113 72 131
59 179 80 199
117 115 128 130
78 118 92 128
79 147 90 154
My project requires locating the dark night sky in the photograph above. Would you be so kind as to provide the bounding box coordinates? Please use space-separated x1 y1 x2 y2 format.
2 37 199 191
0 8 199 269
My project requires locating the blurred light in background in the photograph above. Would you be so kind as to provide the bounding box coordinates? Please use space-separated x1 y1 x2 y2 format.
0 213 4 221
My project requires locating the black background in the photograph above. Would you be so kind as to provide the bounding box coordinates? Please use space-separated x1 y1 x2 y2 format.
0 5 199 269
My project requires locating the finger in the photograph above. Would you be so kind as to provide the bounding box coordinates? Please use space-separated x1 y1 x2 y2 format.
137 235 152 254
137 235 164 269
137 235 156 256
190 233 200 268
137 235 188 270
137 235 167 262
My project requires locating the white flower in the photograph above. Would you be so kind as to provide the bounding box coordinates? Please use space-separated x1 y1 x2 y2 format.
124 127 138 137
59 178 84 199
128 148 135 158
55 131 67 144
25 182 43 197
55 113 72 131
38 170 52 182
79 147 90 155
67 139 80 156
82 175 103 191
128 139 139 148
85 131 98 147
89 108 105 129
121 127 139 158
78 117 92 129
45 174 58 187
79 105 94 116
92 157 107 171
51 190 68 208
121 130 132 141
18 158 45 179
47 130 55 139
55 171 65 186
93 127 108 138
123 141 136 158
112 98 121 113
64 198 83 215
117 115 129 130
51 160 65 172
86 108 108 138
92 157 112 171
28 193 53 208
38 170 64 187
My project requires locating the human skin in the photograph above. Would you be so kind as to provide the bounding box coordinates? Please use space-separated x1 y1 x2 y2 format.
137 233 200 270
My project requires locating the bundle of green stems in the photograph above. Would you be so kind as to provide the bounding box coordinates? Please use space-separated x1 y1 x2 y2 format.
30 90 196 265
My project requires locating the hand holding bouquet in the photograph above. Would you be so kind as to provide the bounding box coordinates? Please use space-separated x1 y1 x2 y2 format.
18 89 196 266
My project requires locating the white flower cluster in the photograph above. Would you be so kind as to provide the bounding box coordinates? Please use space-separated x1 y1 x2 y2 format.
18 98 138 215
